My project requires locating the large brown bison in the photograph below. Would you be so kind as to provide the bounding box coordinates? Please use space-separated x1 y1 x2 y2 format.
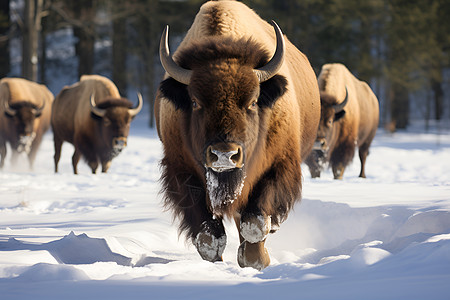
51 75 142 174
0 77 53 169
305 63 379 179
155 1 320 270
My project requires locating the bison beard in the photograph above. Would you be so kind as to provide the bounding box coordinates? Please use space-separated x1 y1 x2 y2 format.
109 146 124 160
311 150 328 178
205 168 246 215
17 132 36 154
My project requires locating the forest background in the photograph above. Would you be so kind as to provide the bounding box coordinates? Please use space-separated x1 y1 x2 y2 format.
0 0 449 130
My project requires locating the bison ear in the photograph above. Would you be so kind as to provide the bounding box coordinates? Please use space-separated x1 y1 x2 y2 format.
334 110 346 121
258 75 288 108
159 78 191 111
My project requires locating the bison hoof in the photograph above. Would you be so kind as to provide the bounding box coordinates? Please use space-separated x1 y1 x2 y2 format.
333 166 345 180
194 220 226 262
240 214 271 243
237 241 270 270
310 170 321 178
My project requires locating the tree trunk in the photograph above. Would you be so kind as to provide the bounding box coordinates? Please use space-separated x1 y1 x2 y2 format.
0 0 10 78
22 0 43 82
390 83 410 129
72 0 95 78
146 23 155 129
431 77 443 121
112 13 127 96
138 1 157 128
39 10 47 84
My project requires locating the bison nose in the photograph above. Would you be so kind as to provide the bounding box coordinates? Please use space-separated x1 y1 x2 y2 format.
205 143 244 172
313 138 327 151
113 137 127 150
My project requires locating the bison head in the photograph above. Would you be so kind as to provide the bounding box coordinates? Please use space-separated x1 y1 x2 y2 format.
4 100 44 153
314 87 348 153
90 94 142 158
158 21 288 215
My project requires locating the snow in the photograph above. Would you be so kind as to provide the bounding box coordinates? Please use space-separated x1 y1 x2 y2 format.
1 111 450 299
194 221 227 262
205 168 246 214
240 214 271 243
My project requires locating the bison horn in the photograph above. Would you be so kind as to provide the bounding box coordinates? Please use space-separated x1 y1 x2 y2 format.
90 94 106 118
253 20 286 83
31 101 45 116
4 100 17 117
128 92 143 117
333 87 349 112
159 25 192 85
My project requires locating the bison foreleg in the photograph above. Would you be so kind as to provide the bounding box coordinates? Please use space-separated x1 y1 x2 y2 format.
332 164 345 180
358 137 374 178
238 212 272 270
0 140 6 168
238 240 270 271
53 137 63 173
101 160 111 173
28 135 43 170
239 212 271 244
162 168 226 262
72 149 81 174
237 210 271 270
305 150 326 178
237 160 301 270
194 218 226 262
330 140 355 180
88 160 99 174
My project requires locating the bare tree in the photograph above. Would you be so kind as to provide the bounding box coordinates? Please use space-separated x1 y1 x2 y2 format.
22 0 45 82
0 0 10 78
72 0 95 78
111 0 128 95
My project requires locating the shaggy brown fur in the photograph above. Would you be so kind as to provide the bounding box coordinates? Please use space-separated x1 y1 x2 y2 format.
155 1 320 270
0 78 53 168
51 75 141 174
305 63 379 179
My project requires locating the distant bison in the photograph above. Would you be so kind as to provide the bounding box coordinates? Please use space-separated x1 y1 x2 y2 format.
51 75 142 174
305 63 379 179
0 77 53 168
155 1 320 270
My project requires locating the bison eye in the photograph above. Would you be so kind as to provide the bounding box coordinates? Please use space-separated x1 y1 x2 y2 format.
104 118 111 127
247 100 258 111
192 98 201 111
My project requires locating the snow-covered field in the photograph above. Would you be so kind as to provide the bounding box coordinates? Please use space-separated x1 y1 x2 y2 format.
1 112 449 300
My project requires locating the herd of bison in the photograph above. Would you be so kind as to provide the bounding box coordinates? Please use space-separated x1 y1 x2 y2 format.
0 1 379 270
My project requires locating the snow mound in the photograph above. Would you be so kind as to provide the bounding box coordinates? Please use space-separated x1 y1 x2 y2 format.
45 232 132 266
16 263 89 282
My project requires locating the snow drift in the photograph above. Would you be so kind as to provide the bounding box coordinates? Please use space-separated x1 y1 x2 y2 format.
0 114 449 299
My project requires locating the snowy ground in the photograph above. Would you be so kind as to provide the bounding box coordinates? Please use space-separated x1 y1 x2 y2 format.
1 112 449 300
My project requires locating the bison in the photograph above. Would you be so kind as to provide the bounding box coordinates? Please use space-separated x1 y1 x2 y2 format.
155 1 320 270
0 77 53 169
51 75 142 174
305 63 379 179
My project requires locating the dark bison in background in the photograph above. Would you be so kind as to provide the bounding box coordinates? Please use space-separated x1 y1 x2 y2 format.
305 63 379 179
0 77 53 169
155 0 320 270
51 75 142 174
